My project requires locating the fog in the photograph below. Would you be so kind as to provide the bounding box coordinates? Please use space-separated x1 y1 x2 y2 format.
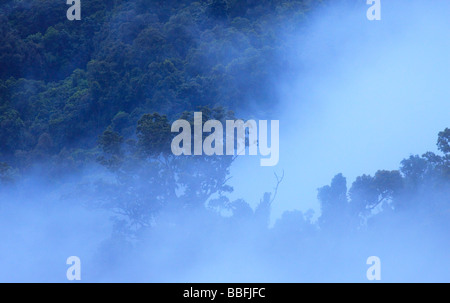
0 0 449 282
230 0 450 219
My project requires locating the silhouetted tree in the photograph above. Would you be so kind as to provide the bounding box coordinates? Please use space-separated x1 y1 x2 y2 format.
318 173 349 232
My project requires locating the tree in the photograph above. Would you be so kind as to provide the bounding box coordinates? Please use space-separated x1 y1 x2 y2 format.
349 174 378 217
136 113 171 157
0 107 25 155
96 107 237 237
400 155 429 187
437 128 450 155
97 128 124 170
317 173 349 231
349 170 403 216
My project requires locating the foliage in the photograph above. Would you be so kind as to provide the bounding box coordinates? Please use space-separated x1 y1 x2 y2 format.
0 0 322 169
0 0 448 239
318 131 450 232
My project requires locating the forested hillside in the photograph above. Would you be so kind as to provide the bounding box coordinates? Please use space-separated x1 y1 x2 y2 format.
0 0 449 282
0 0 320 171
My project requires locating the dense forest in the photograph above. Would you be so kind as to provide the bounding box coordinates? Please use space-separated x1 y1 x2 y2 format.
0 0 317 170
0 0 449 281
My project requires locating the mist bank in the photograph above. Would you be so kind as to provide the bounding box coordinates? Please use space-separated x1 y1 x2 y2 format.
230 0 450 219
0 135 449 282
0 0 449 282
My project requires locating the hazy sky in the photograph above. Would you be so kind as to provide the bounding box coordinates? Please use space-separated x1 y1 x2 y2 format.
229 0 450 221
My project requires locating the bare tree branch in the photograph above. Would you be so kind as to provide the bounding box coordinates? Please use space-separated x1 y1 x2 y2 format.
270 170 284 204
